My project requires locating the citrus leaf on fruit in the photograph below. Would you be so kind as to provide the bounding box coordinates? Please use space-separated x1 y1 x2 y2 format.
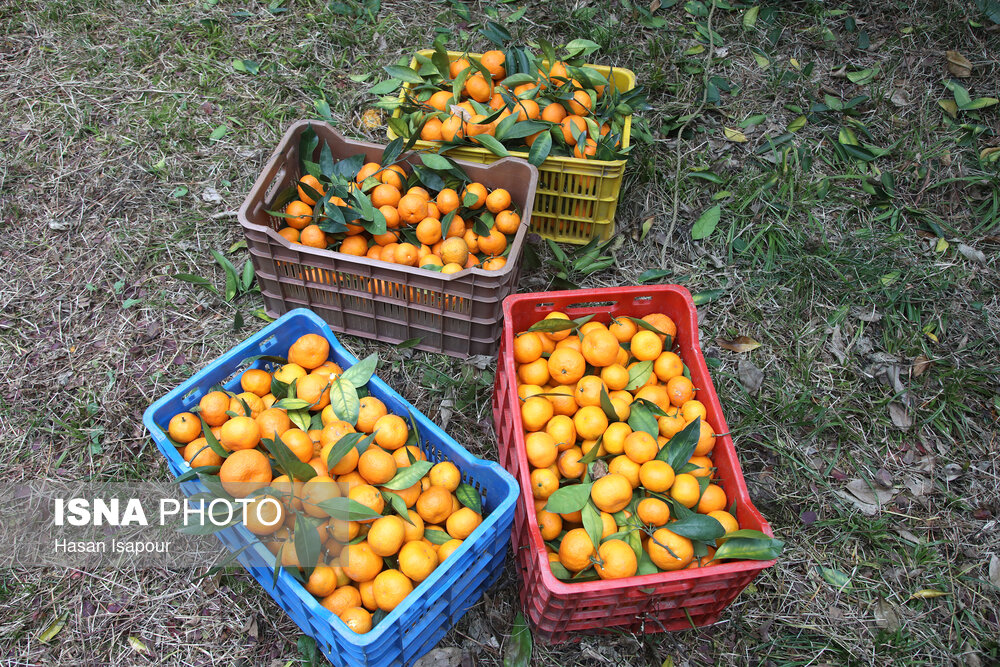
657 416 701 470
664 514 726 541
272 398 312 411
579 434 604 466
266 433 317 482
526 314 593 334
548 560 574 580
419 153 452 171
294 513 323 575
174 465 221 482
527 130 552 166
197 415 230 459
197 473 235 502
625 359 654 391
381 491 414 525
599 387 619 422
504 613 533 667
328 377 360 425
383 65 423 84
624 317 672 348
544 483 593 514
722 529 775 541
326 433 370 470
316 497 384 522
423 528 452 545
474 134 510 157
381 460 432 490
340 353 378 387
714 531 785 560
627 401 658 440
582 501 603 552
456 483 482 514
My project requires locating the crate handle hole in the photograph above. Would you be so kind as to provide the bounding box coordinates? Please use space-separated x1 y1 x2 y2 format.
259 335 278 351
633 296 653 303
567 300 617 309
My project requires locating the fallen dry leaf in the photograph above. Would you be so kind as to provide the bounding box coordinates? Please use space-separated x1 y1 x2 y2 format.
946 50 973 78
359 108 384 130
723 127 748 142
413 647 462 667
717 335 761 353
890 88 910 106
874 597 901 631
988 555 1000 589
912 355 932 378
910 589 949 599
889 402 912 429
738 359 764 394
957 243 987 265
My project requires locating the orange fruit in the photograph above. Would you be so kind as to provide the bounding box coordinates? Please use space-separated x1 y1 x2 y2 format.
320 585 362 616
399 540 439 582
693 420 717 456
288 334 330 370
708 510 739 535
304 565 339 598
428 90 456 112
623 430 658 464
630 330 663 362
219 449 272 497
642 313 677 342
438 539 463 560
513 332 544 364
256 408 291 442
559 115 587 146
540 103 567 123
520 396 554 432
608 455 641 488
581 329 620 367
367 515 406 557
240 369 272 397
494 210 521 234
358 446 398 485
647 528 693 571
573 138 597 159
420 116 444 141
670 473 701 508
525 431 558 468
664 376 695 408
373 414 408 451
477 228 507 256
415 485 453 525
297 175 325 206
536 510 563 541
199 391 232 427
392 445 425 469
639 460 675 493
219 416 261 452
339 606 372 634
541 312 571 341
436 188 460 214
244 495 286 537
594 539 638 580
485 188 512 214
680 400 708 423
600 364 629 391
397 193 428 224
601 421 632 456
280 428 315 463
530 467 559 499
299 224 327 249
465 72 493 102
183 438 222 468
574 375 607 408
546 385 577 417
658 408 686 439
446 507 482 539
573 405 608 440
403 509 425 543
568 89 593 115
339 540 386 583
547 348 586 385
285 200 313 230
415 217 443 245
697 484 727 514
429 461 461 492
653 351 684 382
557 446 585 479
513 99 540 121
636 497 671 526
373 569 413 611
440 237 469 265
558 527 595 572
481 49 506 79
348 484 386 519
278 227 299 243
590 473 632 513
301 475 341 518
440 115 465 142
356 162 381 184
168 412 201 444
687 455 714 478
357 396 388 433
544 415 577 450
378 164 407 189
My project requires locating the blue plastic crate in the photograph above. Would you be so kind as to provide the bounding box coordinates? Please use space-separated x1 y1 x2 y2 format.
143 308 518 667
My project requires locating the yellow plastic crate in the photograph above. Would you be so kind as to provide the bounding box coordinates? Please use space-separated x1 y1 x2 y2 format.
387 50 636 244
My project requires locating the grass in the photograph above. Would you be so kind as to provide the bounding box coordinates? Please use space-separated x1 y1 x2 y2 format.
1 0 999 664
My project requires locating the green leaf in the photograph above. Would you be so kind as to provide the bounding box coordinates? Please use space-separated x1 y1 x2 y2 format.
817 565 852 590
625 360 654 391
272 398 312 411
340 353 378 387
383 65 423 84
196 414 230 459
691 204 722 240
381 490 414 524
456 483 482 514
294 513 322 570
473 134 510 157
526 314 593 334
543 483 593 514
420 153 452 171
638 269 673 284
657 417 701 471
265 432 318 482
692 289 724 305
714 535 784 561
963 97 999 110
382 460 433 490
581 501 604 552
663 513 725 541
173 273 218 293
743 5 760 28
325 432 370 470
328 377 360 425
504 613 532 667
846 67 877 85
170 185 188 198
627 401 658 440
787 115 808 133
636 545 659 575
527 130 552 166
209 124 228 141
232 59 260 75
598 386 619 423
316 496 384 522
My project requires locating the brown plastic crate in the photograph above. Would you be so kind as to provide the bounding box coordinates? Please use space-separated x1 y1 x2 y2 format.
238 120 538 358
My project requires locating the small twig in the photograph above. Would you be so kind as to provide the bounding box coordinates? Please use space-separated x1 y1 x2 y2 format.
661 0 718 265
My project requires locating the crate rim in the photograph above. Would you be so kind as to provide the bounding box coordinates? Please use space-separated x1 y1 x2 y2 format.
237 120 539 282
499 286 777 597
142 307 520 648
387 49 636 168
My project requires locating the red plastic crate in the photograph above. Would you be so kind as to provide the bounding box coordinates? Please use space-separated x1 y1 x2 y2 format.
491 286 776 642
